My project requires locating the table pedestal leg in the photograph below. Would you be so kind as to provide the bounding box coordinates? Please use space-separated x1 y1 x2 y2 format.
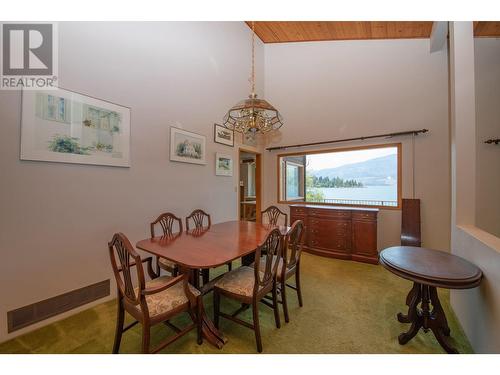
199 303 227 349
429 287 451 336
179 266 227 349
397 282 420 324
397 283 458 354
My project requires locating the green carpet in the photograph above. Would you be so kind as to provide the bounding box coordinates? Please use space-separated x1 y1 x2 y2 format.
0 253 473 354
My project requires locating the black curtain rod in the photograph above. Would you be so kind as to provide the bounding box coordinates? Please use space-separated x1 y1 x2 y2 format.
485 138 500 145
266 128 429 151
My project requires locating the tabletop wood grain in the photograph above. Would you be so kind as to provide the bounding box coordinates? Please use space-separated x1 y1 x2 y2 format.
380 246 482 289
136 221 290 269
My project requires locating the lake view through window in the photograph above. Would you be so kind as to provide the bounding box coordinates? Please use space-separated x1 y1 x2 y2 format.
278 144 401 208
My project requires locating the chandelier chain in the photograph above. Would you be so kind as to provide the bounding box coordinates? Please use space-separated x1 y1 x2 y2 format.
251 21 255 95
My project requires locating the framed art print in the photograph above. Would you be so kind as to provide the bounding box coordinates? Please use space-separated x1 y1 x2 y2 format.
215 153 233 176
20 87 131 167
214 123 234 147
170 127 206 165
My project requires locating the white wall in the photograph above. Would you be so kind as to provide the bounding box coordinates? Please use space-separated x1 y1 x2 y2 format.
262 39 450 251
475 38 500 238
0 21 264 343
449 22 500 353
451 225 500 352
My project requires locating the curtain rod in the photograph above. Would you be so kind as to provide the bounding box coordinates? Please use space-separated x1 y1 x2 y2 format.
265 128 429 151
485 138 499 145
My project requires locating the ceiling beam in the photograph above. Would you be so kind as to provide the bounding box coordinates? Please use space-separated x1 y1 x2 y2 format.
430 22 449 53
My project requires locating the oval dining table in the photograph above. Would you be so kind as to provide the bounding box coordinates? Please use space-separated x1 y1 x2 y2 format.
380 246 482 354
136 220 290 349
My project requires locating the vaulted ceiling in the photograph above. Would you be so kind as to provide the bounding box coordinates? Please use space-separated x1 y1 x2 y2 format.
246 21 500 43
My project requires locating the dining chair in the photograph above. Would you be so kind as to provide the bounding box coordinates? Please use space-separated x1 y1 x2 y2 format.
150 212 183 276
254 220 305 323
213 228 283 353
186 209 231 285
185 209 211 231
261 205 288 227
108 232 202 354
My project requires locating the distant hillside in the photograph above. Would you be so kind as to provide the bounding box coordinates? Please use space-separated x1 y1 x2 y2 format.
310 154 397 186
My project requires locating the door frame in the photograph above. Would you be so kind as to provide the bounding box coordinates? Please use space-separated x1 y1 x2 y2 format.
238 148 262 223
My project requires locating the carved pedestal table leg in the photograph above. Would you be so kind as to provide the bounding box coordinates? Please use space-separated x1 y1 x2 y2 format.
397 282 422 344
397 283 458 354
178 266 227 349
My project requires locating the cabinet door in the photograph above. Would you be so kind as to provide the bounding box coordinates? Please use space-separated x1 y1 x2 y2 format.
352 219 377 258
309 218 351 254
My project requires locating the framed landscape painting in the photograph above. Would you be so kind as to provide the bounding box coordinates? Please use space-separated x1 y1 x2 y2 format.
20 87 131 167
215 153 233 176
214 123 234 147
170 127 206 165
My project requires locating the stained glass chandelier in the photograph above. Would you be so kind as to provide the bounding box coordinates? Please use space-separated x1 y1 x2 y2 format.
223 22 284 135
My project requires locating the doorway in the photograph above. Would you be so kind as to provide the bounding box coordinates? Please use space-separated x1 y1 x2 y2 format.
238 149 262 223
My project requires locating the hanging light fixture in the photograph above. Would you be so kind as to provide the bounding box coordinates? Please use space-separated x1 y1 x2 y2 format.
223 21 284 135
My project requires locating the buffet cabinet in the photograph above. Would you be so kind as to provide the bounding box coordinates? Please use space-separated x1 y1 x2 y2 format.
290 204 379 264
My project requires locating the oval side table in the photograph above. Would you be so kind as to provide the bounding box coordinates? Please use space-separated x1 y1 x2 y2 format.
380 246 482 354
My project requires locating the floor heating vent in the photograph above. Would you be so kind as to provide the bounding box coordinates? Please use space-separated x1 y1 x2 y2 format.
7 280 110 333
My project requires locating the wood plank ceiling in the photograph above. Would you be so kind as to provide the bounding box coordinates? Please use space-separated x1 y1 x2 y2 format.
246 21 500 43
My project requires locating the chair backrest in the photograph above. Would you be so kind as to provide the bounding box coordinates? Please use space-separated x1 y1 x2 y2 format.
261 205 288 227
150 212 183 237
284 220 305 271
108 232 145 306
186 209 211 231
401 198 421 247
254 228 283 294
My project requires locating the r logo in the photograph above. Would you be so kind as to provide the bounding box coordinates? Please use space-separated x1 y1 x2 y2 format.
2 23 53 75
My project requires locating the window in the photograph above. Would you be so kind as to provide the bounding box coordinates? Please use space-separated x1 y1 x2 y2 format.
278 144 401 209
280 157 305 201
36 93 71 123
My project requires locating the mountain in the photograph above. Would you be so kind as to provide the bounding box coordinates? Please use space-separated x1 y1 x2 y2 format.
310 154 397 186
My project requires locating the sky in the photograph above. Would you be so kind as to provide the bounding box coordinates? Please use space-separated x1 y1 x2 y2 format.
306 146 397 171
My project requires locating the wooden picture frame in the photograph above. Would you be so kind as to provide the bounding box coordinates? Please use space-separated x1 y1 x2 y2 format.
214 124 234 147
170 127 206 165
215 153 233 176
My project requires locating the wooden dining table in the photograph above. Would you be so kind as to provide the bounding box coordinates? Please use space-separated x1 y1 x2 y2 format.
136 220 290 349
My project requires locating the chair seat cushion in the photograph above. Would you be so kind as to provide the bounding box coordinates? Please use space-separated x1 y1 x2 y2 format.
158 257 177 270
214 266 263 297
133 276 199 318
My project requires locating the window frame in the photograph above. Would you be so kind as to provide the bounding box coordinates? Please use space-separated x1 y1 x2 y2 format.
282 160 305 201
276 143 402 210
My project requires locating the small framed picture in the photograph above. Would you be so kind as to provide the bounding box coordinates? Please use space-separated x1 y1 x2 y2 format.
215 153 233 176
214 124 234 147
170 127 206 165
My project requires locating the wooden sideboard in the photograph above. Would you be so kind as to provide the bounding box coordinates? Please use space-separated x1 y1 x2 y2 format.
290 204 379 264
